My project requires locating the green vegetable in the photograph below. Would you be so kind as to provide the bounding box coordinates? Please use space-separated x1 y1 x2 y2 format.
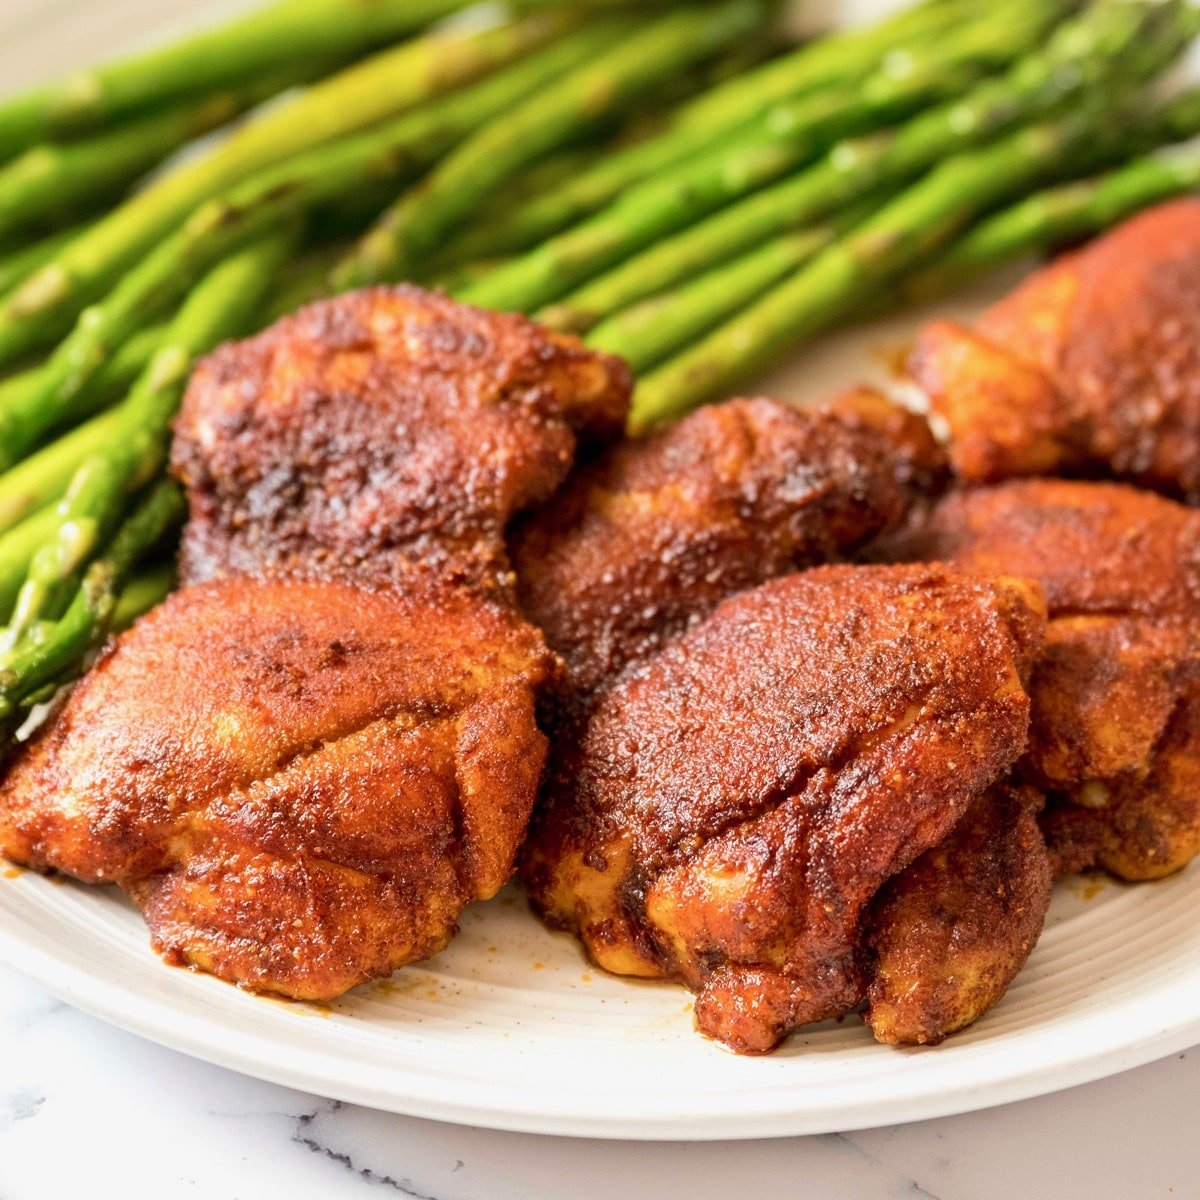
0 225 87 301
543 0 1192 335
583 207 869 371
461 0 1067 315
0 21 635 469
0 76 329 243
110 562 175 634
908 133 1200 300
334 0 773 289
0 478 186 730
0 0 504 158
0 232 291 651
446 0 980 262
0 328 161 532
630 104 1134 431
0 12 572 369
0 508 59 623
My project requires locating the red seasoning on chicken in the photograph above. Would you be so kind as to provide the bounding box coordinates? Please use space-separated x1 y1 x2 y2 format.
913 199 1200 500
0 287 632 1001
875 478 1200 883
524 564 1046 1053
517 391 1055 1051
512 388 946 718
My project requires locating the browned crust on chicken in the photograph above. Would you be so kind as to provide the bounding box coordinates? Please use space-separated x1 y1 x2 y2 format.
0 287 636 1000
511 389 946 714
1040 688 1200 881
522 564 1045 1054
173 285 632 595
0 577 554 1000
865 786 1052 1046
912 199 1200 500
875 479 1200 881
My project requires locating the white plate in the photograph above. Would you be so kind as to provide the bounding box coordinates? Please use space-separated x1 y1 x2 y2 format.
2 0 1199 1141
1 862 1199 1139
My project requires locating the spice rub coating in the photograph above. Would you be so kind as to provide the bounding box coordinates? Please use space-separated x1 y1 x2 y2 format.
912 199 1200 500
511 389 946 714
522 564 1045 1053
174 285 632 594
865 785 1052 1046
1 287 629 999
0 577 554 999
877 478 1200 880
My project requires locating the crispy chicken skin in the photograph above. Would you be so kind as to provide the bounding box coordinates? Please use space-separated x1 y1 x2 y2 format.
0 579 552 998
0 288 630 999
912 199 1200 499
876 479 1200 881
865 785 1051 1046
511 389 946 713
523 564 1046 1053
173 285 631 594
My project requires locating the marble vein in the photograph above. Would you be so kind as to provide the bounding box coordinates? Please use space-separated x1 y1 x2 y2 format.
0 1088 45 1134
292 1102 444 1197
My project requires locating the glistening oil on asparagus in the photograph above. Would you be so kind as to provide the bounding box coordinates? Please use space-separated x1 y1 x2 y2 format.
457 0 1072 317
523 0 1190 332
443 0 982 264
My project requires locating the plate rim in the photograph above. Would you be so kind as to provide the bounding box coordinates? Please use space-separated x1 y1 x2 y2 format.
2 877 1199 1140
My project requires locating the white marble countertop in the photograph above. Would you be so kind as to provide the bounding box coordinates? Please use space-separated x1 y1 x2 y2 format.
0 963 1195 1199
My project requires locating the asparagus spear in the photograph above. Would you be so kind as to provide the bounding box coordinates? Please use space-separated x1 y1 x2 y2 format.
0 20 635 469
0 75 325 243
0 330 163 531
589 81 1200 368
542 0 1194 336
333 0 773 290
111 562 175 634
0 225 85 301
461 0 1065 315
0 233 292 651
0 506 170 631
0 0 497 159
629 106 1129 432
0 479 185 729
304 19 645 254
0 409 125 538
446 0 978 263
601 132 1200 377
359 23 776 253
906 137 1200 301
583 207 869 371
0 508 59 624
0 12 571 369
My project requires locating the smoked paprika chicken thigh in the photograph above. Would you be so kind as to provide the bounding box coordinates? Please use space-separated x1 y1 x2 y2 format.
0 579 552 999
175 284 630 593
0 287 632 1000
864 783 1051 1046
523 564 1047 1054
511 388 947 720
517 391 1050 1049
912 199 1200 500
876 478 1200 882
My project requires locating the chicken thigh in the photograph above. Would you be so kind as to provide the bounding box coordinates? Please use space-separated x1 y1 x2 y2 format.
511 389 946 719
175 284 630 594
911 199 1200 500
523 564 1046 1053
0 578 551 998
0 288 632 999
876 478 1200 881
864 784 1051 1045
